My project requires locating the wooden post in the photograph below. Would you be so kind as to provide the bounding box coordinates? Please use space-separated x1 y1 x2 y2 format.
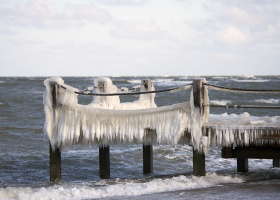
50 143 61 182
99 80 110 179
143 144 153 174
273 159 280 168
99 146 110 179
142 80 153 174
193 147 205 176
237 158 248 173
192 79 206 176
49 82 61 182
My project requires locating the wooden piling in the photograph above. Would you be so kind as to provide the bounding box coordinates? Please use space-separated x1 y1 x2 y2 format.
50 143 61 182
49 82 61 182
99 146 110 179
143 144 153 174
237 158 248 173
193 147 205 176
192 79 206 176
142 80 153 174
273 159 280 168
99 80 111 179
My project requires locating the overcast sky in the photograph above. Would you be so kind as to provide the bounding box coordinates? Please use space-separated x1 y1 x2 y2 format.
0 0 279 76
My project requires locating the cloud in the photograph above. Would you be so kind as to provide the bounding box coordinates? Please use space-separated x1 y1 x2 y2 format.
0 29 18 35
185 0 280 47
110 20 166 40
217 27 246 45
96 0 148 6
0 0 112 28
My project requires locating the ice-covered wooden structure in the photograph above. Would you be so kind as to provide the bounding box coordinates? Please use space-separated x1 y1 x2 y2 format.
43 77 280 182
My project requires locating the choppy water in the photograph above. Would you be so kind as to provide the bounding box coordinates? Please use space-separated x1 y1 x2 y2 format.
0 76 280 200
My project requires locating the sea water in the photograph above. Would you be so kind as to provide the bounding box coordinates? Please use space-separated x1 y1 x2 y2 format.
0 76 280 200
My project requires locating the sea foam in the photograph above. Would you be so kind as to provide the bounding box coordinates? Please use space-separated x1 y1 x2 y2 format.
0 173 243 200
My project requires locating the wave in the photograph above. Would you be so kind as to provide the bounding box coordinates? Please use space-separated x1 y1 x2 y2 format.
210 100 232 106
153 81 192 86
127 79 192 86
239 75 255 79
231 79 270 83
151 79 174 83
0 81 6 84
254 99 280 104
0 173 243 200
127 80 142 84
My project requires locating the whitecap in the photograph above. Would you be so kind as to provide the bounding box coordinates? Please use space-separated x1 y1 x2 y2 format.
254 99 280 104
231 79 270 83
210 100 232 106
127 80 142 84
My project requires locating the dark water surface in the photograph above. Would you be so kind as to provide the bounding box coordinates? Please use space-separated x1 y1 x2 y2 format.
0 76 279 199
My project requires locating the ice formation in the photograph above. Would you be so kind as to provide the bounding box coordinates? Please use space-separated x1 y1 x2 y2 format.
205 113 280 148
44 77 210 152
89 77 157 110
43 76 280 154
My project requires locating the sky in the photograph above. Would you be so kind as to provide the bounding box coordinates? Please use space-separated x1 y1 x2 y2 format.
0 0 279 76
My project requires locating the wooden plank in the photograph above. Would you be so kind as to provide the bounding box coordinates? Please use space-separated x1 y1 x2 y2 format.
49 81 61 182
99 146 110 179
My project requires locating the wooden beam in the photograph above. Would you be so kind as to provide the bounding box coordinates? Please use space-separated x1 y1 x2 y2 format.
221 147 233 158
233 147 280 159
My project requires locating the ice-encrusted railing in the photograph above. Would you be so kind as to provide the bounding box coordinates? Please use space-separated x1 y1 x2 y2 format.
43 77 280 156
43 77 211 154
202 82 280 149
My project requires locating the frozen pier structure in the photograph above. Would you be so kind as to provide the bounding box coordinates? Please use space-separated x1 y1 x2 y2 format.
43 77 280 182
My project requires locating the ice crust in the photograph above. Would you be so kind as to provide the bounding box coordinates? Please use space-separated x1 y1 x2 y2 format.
43 77 210 153
205 113 280 147
43 77 279 154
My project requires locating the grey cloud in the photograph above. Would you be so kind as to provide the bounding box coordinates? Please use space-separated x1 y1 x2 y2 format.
0 0 112 28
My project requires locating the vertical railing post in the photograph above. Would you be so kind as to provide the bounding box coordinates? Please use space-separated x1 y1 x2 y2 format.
192 78 206 176
49 82 61 182
99 80 110 179
142 80 153 174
